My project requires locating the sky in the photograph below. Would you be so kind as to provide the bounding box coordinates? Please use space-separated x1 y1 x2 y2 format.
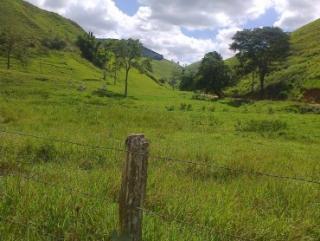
26 0 320 64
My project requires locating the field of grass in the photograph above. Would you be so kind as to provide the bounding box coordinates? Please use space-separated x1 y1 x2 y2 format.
0 51 320 241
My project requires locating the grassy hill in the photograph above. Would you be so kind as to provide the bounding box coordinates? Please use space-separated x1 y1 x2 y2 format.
0 0 179 85
187 19 320 101
0 0 84 44
151 59 181 81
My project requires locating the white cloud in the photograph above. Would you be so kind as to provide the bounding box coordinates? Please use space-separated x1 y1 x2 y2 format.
24 0 320 64
273 0 320 30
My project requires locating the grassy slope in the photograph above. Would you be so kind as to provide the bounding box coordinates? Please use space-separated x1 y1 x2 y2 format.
226 19 320 97
0 0 84 43
269 18 320 89
185 61 200 74
188 19 320 97
151 59 181 81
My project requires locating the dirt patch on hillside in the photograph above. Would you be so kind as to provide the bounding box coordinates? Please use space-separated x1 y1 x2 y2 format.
303 88 320 103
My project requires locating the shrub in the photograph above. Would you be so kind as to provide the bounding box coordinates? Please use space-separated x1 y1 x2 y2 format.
268 107 275 114
208 106 215 112
235 119 288 135
35 143 57 163
165 105 175 111
42 37 67 50
180 103 192 111
284 104 320 114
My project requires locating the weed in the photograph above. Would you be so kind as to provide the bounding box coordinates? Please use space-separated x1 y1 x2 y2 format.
235 119 288 135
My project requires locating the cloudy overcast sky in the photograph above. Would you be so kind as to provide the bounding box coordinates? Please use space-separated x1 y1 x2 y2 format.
26 0 320 64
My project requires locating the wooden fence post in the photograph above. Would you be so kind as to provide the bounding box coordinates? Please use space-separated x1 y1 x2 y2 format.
119 134 149 241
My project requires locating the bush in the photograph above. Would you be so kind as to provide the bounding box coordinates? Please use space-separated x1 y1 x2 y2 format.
284 104 320 114
42 37 67 50
235 119 288 135
180 103 192 111
165 105 175 111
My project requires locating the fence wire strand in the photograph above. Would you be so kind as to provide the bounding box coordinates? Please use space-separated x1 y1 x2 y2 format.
1 128 320 187
0 129 125 153
150 154 320 186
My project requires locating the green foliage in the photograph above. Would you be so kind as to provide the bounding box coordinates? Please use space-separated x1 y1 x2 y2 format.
231 27 290 98
115 39 143 97
179 69 196 91
179 103 193 111
284 104 320 114
235 119 288 135
0 0 84 44
227 20 320 99
41 37 67 50
76 32 110 69
0 26 32 69
196 52 233 97
165 105 175 111
0 1 320 240
0 66 320 240
151 59 181 83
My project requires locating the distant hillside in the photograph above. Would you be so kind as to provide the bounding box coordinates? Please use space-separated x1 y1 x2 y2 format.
185 61 200 74
226 19 320 101
0 0 181 89
0 0 84 44
142 47 164 61
101 39 180 82
188 19 320 101
151 59 181 81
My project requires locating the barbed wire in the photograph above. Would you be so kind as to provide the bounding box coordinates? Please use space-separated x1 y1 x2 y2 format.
151 154 320 186
1 129 319 186
4 172 115 201
0 129 125 153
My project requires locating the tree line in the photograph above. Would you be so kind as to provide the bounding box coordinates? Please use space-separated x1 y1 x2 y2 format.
0 25 290 99
76 32 152 97
177 27 290 99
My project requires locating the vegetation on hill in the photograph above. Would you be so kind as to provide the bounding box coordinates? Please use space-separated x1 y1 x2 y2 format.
230 27 290 98
151 59 182 84
186 19 320 102
0 0 84 44
0 1 320 240
228 20 320 101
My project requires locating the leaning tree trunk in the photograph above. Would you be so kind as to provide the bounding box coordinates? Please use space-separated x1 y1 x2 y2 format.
259 72 265 99
124 68 129 97
114 69 117 85
251 72 256 93
6 49 11 70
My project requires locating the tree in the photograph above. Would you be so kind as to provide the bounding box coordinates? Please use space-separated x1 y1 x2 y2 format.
42 36 67 50
179 69 196 91
169 67 183 90
76 32 109 69
230 27 290 98
108 41 124 85
0 26 30 70
196 52 232 98
140 58 153 74
110 56 122 85
116 39 142 97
